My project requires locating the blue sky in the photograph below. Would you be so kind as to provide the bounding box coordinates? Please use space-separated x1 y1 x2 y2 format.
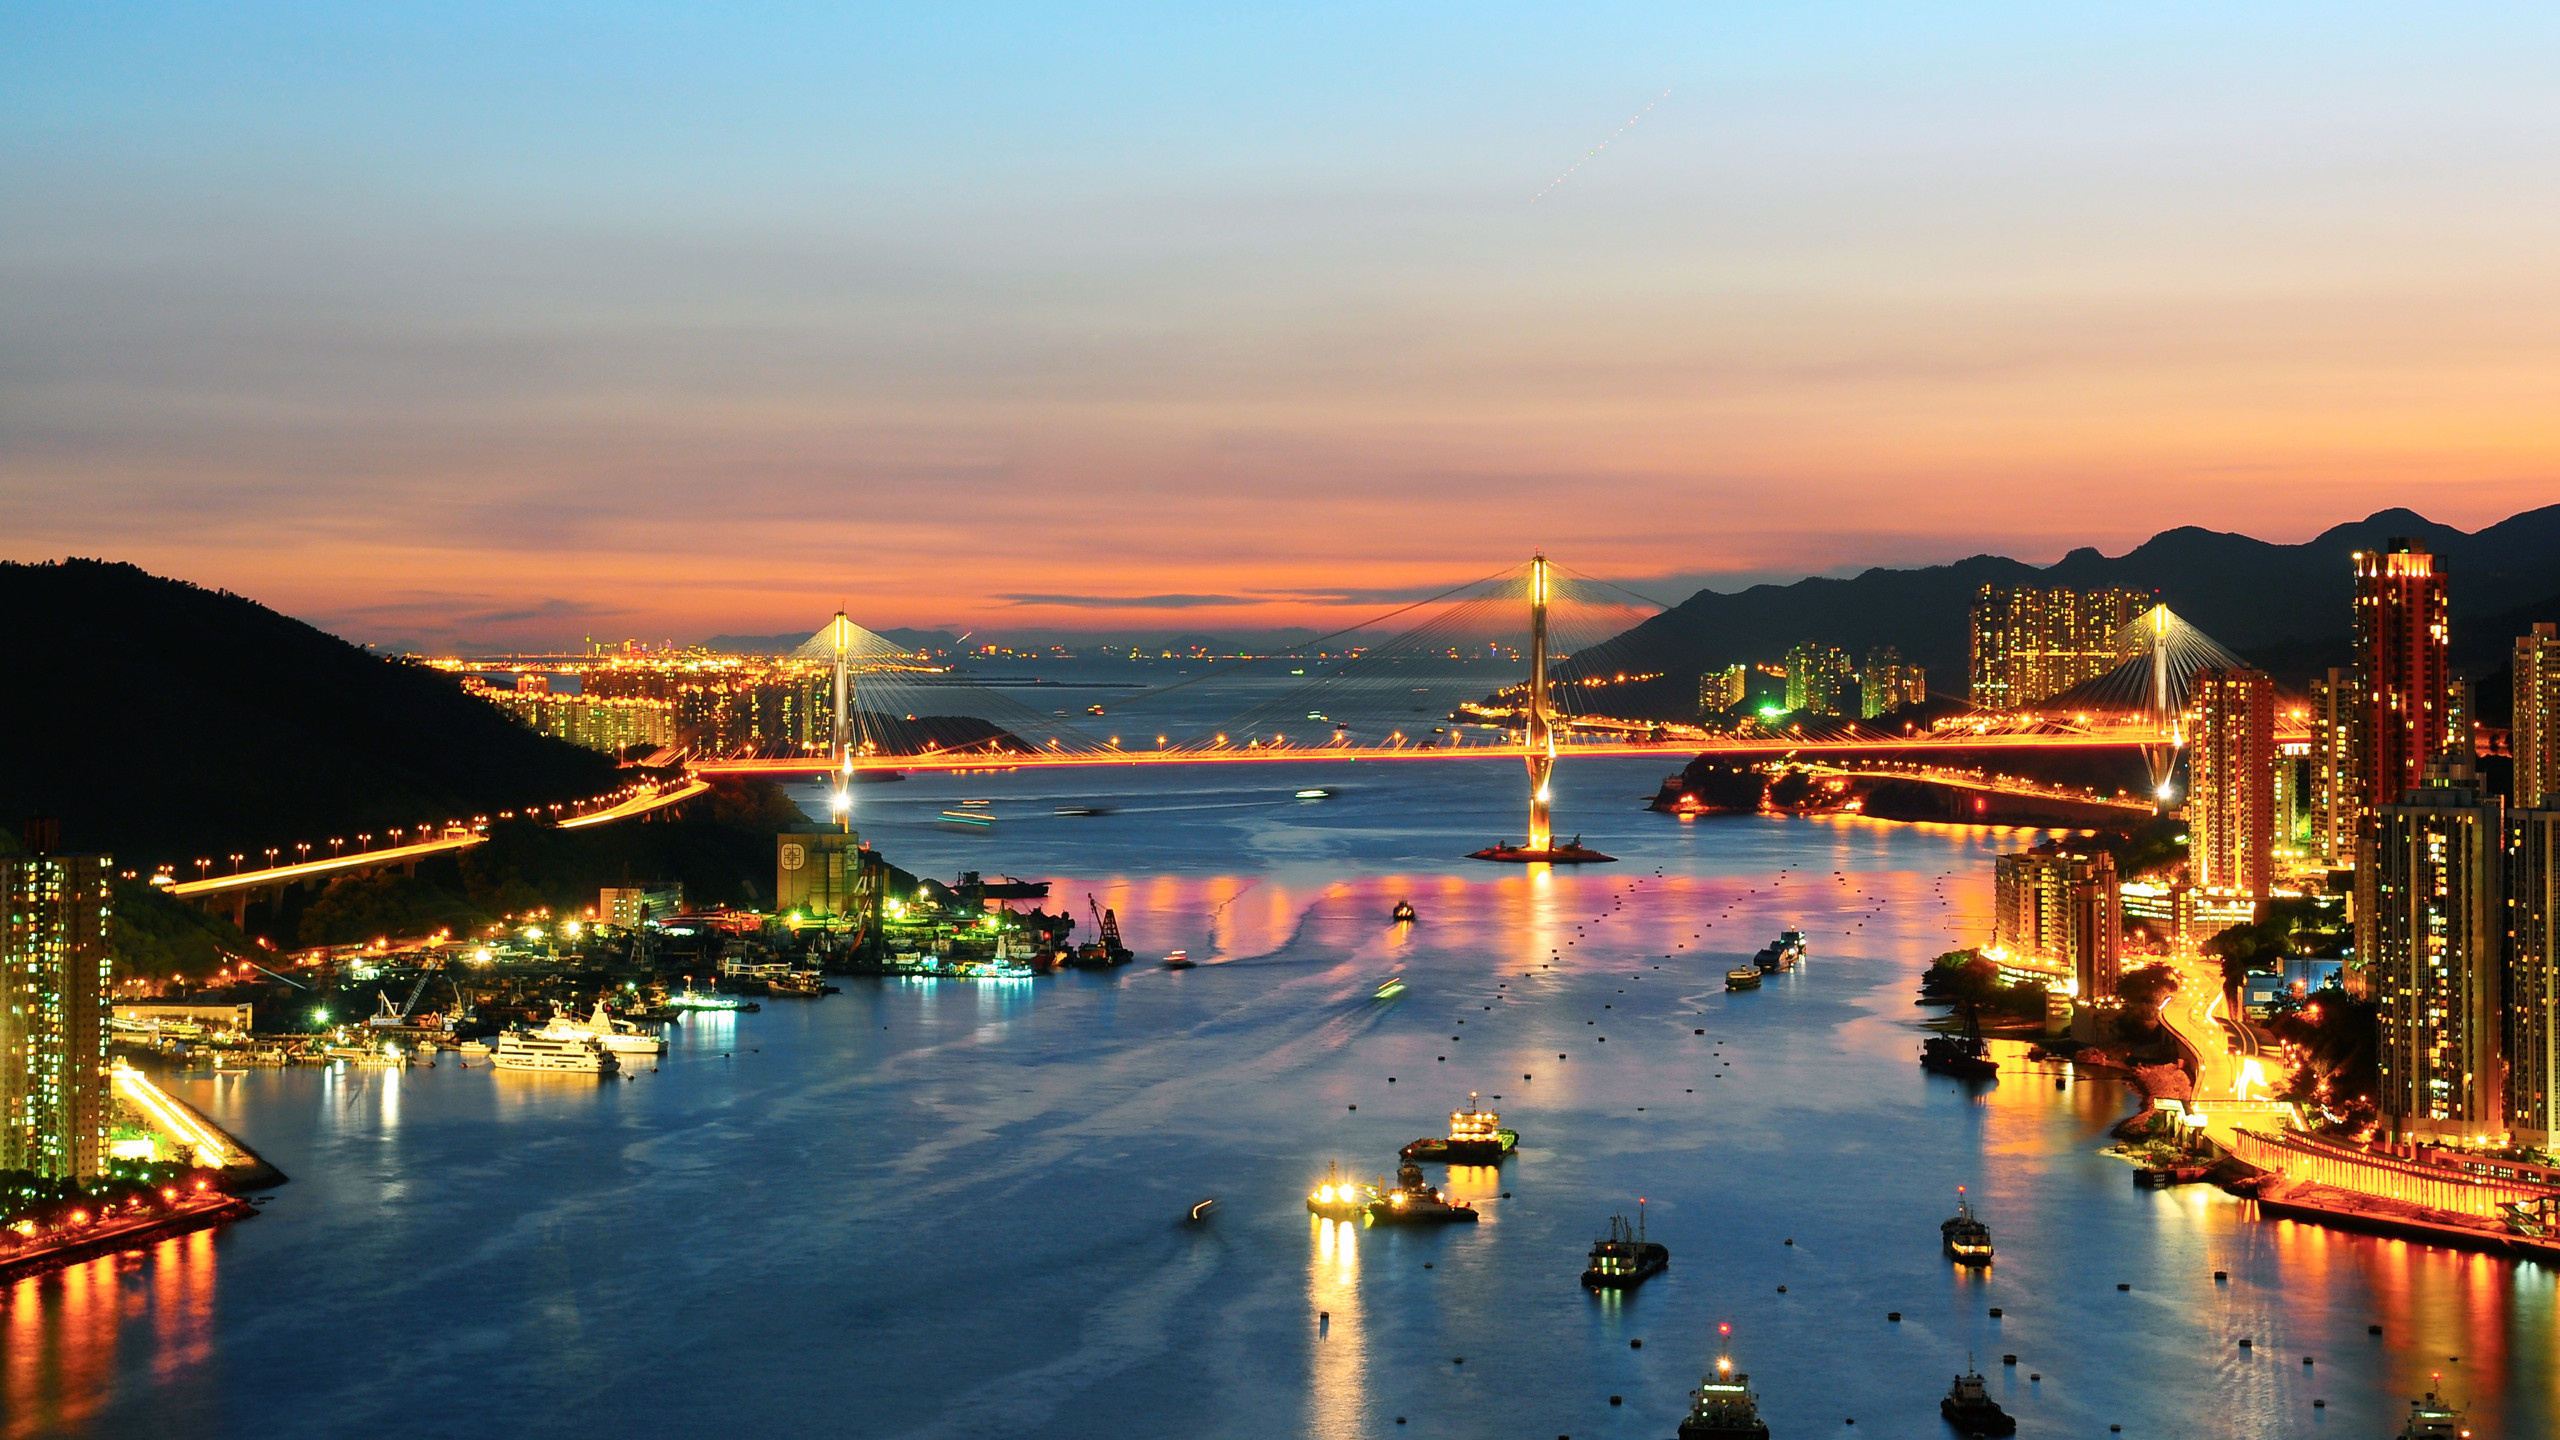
6 4 2557 648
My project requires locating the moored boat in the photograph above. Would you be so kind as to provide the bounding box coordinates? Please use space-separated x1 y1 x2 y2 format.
1365 1160 1478 1225
1678 1326 1770 1440
1306 1162 1376 1221
1581 1202 1669 1290
1941 1185 1993 1265
2397 1377 2470 1438
537 999 667 1059
491 1030 619 1074
1400 1093 1517 1162
1922 1032 1998 1079
1940 1365 2017 1436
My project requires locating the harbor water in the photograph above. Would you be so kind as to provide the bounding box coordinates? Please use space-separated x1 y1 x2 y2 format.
9 756 2554 1438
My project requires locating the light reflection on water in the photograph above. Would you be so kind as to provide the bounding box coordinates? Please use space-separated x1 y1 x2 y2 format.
11 758 2557 1436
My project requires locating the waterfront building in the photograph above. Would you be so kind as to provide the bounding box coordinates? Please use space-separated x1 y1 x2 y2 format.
0 821 114 1180
777 831 879 921
2374 761 2503 1142
1783 644 1854 715
1967 584 2146 710
2187 667 2276 899
1698 664 1747 717
2517 623 2560 809
1858 648 1926 719
1990 842 2120 998
2352 541 2452 816
2509 808 2560 1145
598 883 684 928
2307 668 2358 868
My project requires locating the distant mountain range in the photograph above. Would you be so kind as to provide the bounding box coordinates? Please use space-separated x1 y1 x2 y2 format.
1564 505 2560 714
0 560 617 866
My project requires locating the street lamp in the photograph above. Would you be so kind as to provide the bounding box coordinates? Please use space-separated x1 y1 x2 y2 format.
228 853 243 873
329 838 343 857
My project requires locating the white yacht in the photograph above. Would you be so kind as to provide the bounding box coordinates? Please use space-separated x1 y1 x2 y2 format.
536 1000 666 1059
492 1030 620 1074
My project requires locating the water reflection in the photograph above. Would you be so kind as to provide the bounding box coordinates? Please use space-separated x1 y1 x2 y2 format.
4 1228 217 1440
1305 1215 1365 1439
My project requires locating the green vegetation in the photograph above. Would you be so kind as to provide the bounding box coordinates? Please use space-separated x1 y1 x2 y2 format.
0 1161 222 1238
107 878 260 983
2269 988 2379 1133
1920 948 2053 1020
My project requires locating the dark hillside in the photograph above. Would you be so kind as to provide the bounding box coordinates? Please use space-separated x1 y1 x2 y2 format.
1563 504 2560 710
0 559 617 867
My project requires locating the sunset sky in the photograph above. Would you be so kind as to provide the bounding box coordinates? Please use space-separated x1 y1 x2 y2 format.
7 4 2558 650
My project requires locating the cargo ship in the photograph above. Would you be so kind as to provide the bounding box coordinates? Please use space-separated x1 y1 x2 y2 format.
1400 1093 1517 1162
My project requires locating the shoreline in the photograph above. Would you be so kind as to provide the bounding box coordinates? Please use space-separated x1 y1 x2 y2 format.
0 1194 259 1286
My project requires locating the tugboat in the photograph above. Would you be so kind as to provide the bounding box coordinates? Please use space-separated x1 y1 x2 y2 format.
2397 1377 2471 1438
1164 949 1196 969
1726 967 1764 992
1400 1093 1518 1162
1366 1160 1479 1225
1941 1185 1994 1266
1305 1162 1376 1221
1678 1325 1770 1439
1391 899 1418 925
1581 1200 1669 1290
1940 1363 2016 1436
1778 930 1806 961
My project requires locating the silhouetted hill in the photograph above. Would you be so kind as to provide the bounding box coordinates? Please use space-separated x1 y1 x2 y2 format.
1564 505 2560 710
0 560 618 867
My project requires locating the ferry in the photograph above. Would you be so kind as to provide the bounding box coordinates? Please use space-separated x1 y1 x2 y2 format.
1400 1093 1517 1163
1725 968 1763 992
1305 1163 1376 1221
1939 1365 2016 1436
1941 1186 1994 1266
1366 1160 1478 1225
1581 1202 1669 1290
1678 1326 1770 1439
2398 1377 2471 1438
537 999 666 1059
668 985 759 1013
491 1031 619 1074
1164 949 1196 969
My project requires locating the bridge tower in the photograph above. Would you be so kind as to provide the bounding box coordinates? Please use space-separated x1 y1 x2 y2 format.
1468 554 1614 864
823 611 856 830
1526 553 1555 852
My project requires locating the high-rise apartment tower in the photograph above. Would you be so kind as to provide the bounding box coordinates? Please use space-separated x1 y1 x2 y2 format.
2373 764 2503 1141
2516 623 2560 810
2351 541 2451 817
2509 807 2560 1146
1968 585 2147 710
2188 668 2277 898
0 821 114 1179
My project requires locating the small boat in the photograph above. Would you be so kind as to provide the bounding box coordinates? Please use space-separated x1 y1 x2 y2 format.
1391 899 1417 925
1400 1093 1517 1163
1725 969 1763 992
768 971 826 998
1366 1160 1479 1225
455 1040 492 1059
1582 1202 1669 1290
1186 1198 1217 1222
1086 704 1107 716
1054 805 1110 816
1295 787 1335 800
1922 1032 1999 1079
1374 976 1406 1000
938 808 994 828
1678 1326 1770 1439
1940 1365 2017 1436
2397 1378 2470 1439
1164 949 1195 969
1305 1163 1375 1221
1942 1186 1993 1266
